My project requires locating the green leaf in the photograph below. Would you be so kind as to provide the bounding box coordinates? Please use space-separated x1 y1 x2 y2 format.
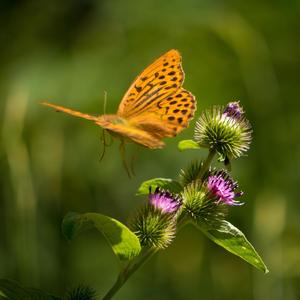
178 139 202 151
195 220 269 273
0 279 60 300
62 212 141 261
136 178 182 195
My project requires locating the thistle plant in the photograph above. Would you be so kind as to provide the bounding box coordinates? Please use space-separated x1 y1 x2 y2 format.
0 101 268 299
61 101 267 299
67 101 268 300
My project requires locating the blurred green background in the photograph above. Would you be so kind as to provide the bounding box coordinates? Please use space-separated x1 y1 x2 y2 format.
0 0 299 299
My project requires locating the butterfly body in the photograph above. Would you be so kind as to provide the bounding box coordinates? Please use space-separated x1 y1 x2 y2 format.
96 114 127 126
42 49 196 149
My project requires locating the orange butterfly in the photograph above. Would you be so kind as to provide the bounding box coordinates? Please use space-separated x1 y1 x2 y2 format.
42 49 196 149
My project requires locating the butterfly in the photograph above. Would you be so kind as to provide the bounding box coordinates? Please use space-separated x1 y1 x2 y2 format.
42 49 196 173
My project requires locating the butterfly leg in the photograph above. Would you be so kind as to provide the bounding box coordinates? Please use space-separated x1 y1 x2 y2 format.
99 129 113 162
129 149 138 177
119 139 132 178
99 129 107 162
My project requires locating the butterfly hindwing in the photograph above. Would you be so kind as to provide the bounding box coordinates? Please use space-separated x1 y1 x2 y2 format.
160 89 196 136
95 116 165 149
129 89 196 139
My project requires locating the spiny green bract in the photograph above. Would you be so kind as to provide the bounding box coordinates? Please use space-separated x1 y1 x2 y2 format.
64 285 97 300
181 182 228 228
179 160 204 186
130 205 177 249
194 106 252 160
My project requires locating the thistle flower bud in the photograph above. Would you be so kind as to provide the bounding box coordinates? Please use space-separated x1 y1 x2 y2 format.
182 170 243 227
194 101 252 160
130 188 182 249
182 181 228 227
223 101 244 119
64 285 97 300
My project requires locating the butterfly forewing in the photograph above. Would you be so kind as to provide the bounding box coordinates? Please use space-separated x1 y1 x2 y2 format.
117 49 184 118
116 49 196 140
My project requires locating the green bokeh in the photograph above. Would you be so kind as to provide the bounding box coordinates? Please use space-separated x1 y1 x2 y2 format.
0 0 299 299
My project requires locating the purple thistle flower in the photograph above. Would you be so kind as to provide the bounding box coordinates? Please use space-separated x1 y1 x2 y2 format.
207 171 243 206
149 187 182 214
223 101 244 120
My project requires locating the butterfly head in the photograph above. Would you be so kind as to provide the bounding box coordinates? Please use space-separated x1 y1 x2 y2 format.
95 114 130 140
97 114 127 126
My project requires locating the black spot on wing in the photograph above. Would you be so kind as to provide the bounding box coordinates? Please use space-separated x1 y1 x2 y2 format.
135 85 142 92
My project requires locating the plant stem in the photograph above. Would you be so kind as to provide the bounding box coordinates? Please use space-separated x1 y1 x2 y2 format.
176 211 190 231
102 248 157 300
197 148 216 180
177 218 191 233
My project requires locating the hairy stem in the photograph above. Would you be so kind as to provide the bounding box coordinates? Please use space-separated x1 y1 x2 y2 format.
197 148 216 180
102 248 157 300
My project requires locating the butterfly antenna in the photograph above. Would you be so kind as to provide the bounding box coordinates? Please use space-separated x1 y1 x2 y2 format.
119 140 132 178
103 90 107 114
